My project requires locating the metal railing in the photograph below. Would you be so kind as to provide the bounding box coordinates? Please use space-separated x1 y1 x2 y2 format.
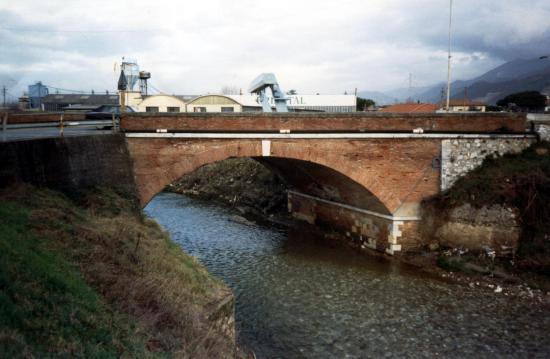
1 112 119 142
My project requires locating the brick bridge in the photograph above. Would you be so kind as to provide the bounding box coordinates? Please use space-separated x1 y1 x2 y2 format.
121 113 535 254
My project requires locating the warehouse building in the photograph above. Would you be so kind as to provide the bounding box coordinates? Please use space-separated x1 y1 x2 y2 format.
124 92 356 113
41 94 119 112
135 94 187 113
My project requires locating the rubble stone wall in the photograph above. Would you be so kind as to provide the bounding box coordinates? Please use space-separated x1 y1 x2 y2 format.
441 138 534 190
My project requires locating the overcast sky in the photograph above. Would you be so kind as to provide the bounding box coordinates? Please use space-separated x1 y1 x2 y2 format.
1 0 549 98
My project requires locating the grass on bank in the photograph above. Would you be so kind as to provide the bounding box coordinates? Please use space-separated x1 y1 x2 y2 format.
0 185 233 358
424 141 550 274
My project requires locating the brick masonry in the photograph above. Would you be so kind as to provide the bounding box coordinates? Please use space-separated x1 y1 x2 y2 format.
121 112 528 133
127 137 441 215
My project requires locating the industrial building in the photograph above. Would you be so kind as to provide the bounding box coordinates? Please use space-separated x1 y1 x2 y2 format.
127 93 356 113
41 94 119 112
116 60 356 113
135 94 187 113
186 95 242 112
28 82 49 109
286 94 356 112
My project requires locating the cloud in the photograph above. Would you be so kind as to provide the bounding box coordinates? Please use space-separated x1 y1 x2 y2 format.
1 0 549 96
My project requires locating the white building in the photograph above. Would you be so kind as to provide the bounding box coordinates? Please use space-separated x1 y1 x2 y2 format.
186 95 242 112
135 94 187 113
229 94 356 112
121 91 357 113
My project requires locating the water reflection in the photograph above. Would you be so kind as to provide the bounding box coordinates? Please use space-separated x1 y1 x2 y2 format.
145 192 550 359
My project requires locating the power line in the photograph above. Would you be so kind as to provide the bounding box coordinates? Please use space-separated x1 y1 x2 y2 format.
147 83 164 94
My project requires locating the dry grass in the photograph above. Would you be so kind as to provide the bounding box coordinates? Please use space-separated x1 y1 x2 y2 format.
0 184 237 358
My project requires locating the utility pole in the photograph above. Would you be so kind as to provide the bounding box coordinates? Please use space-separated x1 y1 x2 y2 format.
2 86 6 109
408 73 413 103
445 0 454 112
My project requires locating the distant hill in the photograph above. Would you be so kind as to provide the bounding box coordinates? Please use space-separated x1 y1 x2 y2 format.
384 85 439 102
360 57 550 106
356 90 397 106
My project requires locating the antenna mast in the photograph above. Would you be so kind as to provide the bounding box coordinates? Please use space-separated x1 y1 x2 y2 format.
445 0 453 112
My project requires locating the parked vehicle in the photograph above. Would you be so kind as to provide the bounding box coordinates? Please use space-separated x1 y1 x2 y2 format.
85 105 134 120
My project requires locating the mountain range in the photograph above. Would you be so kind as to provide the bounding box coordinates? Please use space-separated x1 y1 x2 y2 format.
359 57 550 106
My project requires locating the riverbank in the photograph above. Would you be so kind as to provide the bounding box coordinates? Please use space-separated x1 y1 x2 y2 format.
0 184 238 358
167 157 289 224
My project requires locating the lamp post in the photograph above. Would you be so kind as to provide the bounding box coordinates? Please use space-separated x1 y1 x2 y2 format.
541 56 549 112
445 0 454 112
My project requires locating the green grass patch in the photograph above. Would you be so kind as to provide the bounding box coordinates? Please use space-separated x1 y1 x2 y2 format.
0 203 152 358
0 184 234 358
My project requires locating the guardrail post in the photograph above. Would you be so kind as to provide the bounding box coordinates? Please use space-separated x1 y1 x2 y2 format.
2 112 7 142
59 113 64 137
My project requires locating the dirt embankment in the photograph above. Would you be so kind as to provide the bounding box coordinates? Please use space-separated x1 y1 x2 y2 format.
168 157 289 223
420 142 550 291
0 185 240 358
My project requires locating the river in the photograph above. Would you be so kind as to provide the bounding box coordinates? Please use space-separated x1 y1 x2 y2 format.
145 192 549 358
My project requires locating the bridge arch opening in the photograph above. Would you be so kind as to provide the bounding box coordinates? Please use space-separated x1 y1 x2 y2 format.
165 156 391 216
130 138 396 215
128 138 434 253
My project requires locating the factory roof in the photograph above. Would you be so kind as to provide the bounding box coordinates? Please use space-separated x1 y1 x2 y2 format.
41 94 119 106
380 103 439 113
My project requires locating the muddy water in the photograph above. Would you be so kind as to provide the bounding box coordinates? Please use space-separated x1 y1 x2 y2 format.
145 192 549 358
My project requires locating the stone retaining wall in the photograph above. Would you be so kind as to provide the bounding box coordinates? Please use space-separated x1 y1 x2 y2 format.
441 138 534 190
432 204 521 256
535 123 550 141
